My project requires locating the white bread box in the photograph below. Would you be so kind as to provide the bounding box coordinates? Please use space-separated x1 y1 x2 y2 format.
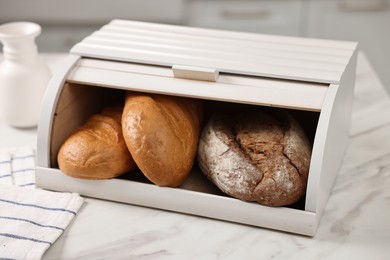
36 19 358 236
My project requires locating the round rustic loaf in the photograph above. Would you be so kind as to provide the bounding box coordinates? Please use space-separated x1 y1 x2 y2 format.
197 109 311 206
58 106 137 179
122 92 203 187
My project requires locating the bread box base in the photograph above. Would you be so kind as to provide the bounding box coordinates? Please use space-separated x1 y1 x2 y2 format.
36 167 317 236
36 20 358 236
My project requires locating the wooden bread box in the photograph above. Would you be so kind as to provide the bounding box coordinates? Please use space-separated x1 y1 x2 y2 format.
35 19 358 236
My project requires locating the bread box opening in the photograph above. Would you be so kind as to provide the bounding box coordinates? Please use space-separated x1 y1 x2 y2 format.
49 80 320 211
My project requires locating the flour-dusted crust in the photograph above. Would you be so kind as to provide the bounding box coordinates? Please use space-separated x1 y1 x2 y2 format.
197 109 311 206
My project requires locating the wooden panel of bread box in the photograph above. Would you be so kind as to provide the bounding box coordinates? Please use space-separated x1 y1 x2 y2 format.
49 82 125 168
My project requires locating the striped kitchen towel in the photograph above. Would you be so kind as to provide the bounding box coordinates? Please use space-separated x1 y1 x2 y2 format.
0 147 36 187
0 147 84 259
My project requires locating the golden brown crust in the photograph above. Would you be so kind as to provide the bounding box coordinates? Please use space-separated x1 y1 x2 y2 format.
122 92 203 187
57 106 137 179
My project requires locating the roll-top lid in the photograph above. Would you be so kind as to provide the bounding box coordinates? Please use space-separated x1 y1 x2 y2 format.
71 19 357 84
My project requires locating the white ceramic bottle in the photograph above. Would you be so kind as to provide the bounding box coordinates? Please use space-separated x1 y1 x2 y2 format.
0 22 51 128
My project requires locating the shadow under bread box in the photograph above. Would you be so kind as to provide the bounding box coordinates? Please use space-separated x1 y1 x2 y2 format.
36 20 358 236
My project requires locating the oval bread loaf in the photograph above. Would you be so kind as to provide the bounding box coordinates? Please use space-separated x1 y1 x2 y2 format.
197 109 311 206
58 106 137 179
122 92 203 187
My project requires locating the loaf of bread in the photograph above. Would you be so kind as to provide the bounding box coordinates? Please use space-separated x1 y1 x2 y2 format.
58 106 137 179
122 92 203 187
197 109 311 206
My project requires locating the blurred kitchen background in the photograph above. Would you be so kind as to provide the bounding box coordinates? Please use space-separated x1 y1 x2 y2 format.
0 0 389 94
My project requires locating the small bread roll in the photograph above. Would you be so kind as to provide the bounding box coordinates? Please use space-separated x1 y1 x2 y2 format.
122 92 203 187
58 106 136 179
197 109 311 206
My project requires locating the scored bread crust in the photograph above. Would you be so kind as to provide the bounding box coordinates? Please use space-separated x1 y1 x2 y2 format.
57 106 137 179
122 92 203 187
197 109 311 206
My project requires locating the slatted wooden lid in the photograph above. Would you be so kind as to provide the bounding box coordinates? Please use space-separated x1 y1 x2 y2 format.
71 19 357 84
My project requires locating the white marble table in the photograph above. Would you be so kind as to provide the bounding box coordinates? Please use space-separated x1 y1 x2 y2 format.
1 52 390 259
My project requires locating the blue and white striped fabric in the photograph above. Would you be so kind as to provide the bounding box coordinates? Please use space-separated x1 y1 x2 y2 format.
0 147 84 259
0 147 36 188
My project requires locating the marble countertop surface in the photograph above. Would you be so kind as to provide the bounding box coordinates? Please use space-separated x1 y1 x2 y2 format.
1 52 390 259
